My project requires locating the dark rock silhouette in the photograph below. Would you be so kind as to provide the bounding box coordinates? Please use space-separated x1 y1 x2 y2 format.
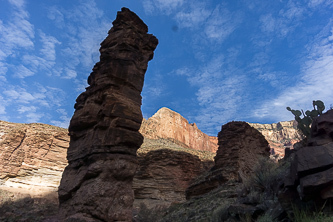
284 109 333 201
186 121 271 199
58 8 158 222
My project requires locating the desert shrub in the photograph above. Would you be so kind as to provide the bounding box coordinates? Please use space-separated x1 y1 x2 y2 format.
241 156 289 200
291 205 333 222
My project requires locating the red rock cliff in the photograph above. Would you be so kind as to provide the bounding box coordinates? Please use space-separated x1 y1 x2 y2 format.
140 107 218 152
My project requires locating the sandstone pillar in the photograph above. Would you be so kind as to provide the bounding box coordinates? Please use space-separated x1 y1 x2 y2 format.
58 8 158 222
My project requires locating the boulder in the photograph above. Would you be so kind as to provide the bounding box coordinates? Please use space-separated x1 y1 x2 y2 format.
285 109 333 200
186 121 270 199
58 8 158 222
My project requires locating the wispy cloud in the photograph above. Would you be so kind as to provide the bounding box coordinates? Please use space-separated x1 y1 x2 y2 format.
175 53 246 135
175 2 210 28
51 108 71 128
308 0 333 8
13 64 34 78
39 31 61 61
204 5 242 43
143 0 185 15
48 0 112 86
254 20 333 121
0 0 34 61
259 1 306 38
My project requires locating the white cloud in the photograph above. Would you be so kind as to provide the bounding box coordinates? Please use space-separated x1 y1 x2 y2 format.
175 4 210 28
143 0 185 15
13 64 34 78
0 95 6 115
18 105 37 114
47 6 65 28
51 108 70 128
204 6 242 42
259 1 306 38
0 0 34 57
308 0 333 8
26 112 42 123
39 31 61 61
254 21 333 122
257 72 281 88
8 0 25 8
175 54 246 135
63 68 77 79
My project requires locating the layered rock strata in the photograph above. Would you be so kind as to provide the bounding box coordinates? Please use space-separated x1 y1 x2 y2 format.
0 121 68 194
140 107 218 152
249 121 303 158
58 8 158 222
186 121 271 199
285 109 333 200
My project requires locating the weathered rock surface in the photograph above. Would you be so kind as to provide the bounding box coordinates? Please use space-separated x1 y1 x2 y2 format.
58 8 158 222
140 107 218 152
186 121 271 199
133 145 213 209
249 121 303 158
0 120 68 194
285 109 333 200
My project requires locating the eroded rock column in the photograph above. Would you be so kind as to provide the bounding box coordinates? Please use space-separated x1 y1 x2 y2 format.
58 8 158 222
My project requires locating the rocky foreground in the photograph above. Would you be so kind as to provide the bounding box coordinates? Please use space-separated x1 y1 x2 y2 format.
2 108 333 221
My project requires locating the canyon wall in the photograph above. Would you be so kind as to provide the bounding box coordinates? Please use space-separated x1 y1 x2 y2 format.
140 107 218 152
249 121 303 157
58 8 158 222
0 120 68 194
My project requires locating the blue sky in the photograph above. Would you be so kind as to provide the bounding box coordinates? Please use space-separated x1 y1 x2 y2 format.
1 0 333 136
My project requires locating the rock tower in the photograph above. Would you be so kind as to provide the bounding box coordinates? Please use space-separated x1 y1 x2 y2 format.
58 8 158 221
186 121 270 199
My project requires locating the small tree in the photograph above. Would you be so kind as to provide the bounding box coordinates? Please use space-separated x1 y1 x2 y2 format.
286 100 325 139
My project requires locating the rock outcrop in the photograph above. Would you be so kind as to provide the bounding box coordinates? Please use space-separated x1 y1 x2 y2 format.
249 121 303 158
140 107 218 152
0 120 68 194
285 109 333 201
133 147 212 209
58 8 158 222
186 121 271 199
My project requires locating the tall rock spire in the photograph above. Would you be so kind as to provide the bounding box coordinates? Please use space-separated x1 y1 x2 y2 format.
58 8 158 221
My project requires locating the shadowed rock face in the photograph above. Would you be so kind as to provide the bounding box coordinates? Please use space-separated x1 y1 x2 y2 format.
133 147 213 209
186 121 271 199
285 110 333 200
58 8 158 222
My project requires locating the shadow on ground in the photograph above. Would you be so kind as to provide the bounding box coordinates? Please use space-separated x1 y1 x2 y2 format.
0 188 59 222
